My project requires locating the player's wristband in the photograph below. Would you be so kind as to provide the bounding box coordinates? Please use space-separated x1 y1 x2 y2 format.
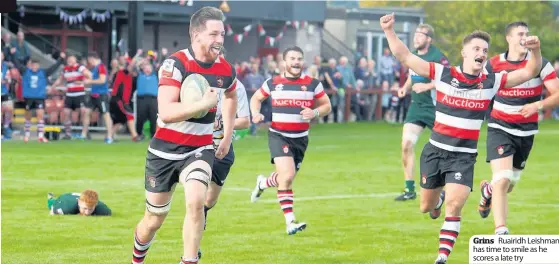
313 109 320 118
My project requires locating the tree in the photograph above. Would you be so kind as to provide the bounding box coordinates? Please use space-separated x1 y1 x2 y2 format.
360 1 559 63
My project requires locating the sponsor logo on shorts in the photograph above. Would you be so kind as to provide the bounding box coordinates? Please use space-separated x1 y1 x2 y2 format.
148 176 156 188
296 162 301 169
497 145 504 155
282 144 289 154
195 152 203 158
521 161 526 168
216 76 224 87
454 172 462 181
421 173 427 184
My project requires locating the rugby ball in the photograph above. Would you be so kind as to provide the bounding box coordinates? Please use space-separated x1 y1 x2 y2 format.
180 74 211 119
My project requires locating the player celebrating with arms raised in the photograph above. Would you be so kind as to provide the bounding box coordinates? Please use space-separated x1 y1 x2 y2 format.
395 24 450 201
380 13 542 264
249 46 331 235
477 21 559 235
130 6 237 264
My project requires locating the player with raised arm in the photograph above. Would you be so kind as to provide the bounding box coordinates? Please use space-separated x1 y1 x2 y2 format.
249 46 332 235
21 57 65 142
130 7 237 264
395 24 450 201
380 13 542 264
477 22 559 235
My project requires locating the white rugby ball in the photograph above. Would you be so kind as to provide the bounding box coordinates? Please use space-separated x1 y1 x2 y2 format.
180 74 211 119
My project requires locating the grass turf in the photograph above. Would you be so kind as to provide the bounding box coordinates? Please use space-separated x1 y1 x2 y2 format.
2 122 558 264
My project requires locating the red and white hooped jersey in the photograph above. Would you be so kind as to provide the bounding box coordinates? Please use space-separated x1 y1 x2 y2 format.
486 52 557 137
63 64 87 97
428 62 507 153
260 74 325 138
149 47 237 160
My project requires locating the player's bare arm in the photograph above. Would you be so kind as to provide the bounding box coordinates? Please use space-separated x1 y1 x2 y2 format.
520 75 559 117
380 13 431 80
216 86 238 159
158 85 217 123
300 95 331 120
250 88 268 124
503 36 542 88
234 116 250 130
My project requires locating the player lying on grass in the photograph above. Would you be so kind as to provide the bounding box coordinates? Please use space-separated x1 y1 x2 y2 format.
380 12 542 264
47 189 111 216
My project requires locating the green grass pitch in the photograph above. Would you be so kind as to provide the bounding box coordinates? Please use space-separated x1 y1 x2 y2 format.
2 122 558 264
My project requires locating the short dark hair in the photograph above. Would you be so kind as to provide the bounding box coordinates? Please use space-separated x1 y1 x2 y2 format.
189 6 225 36
87 51 99 59
30 58 40 64
462 30 491 46
505 21 529 36
282 46 304 60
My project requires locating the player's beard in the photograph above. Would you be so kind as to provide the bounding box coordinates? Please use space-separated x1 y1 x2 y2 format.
286 65 302 78
414 41 427 51
205 43 222 61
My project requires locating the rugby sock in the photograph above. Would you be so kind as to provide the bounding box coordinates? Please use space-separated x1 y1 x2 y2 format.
480 182 493 206
278 190 295 224
180 257 198 264
260 172 278 189
482 183 493 199
37 120 45 138
439 216 460 260
405 180 415 193
132 231 154 264
436 196 444 209
24 120 31 138
495 225 509 235
64 120 71 136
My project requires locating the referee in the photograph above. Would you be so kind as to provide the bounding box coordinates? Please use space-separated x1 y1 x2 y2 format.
135 63 158 138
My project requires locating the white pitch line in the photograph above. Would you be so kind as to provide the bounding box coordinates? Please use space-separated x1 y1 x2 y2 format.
257 192 401 203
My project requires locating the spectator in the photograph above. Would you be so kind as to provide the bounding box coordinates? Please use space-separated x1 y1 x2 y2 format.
313 55 322 68
2 33 15 66
264 60 279 79
322 58 343 123
135 63 158 138
351 79 371 121
306 64 319 79
354 57 371 88
379 48 396 86
336 56 356 122
13 31 31 66
381 80 392 120
243 62 266 135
